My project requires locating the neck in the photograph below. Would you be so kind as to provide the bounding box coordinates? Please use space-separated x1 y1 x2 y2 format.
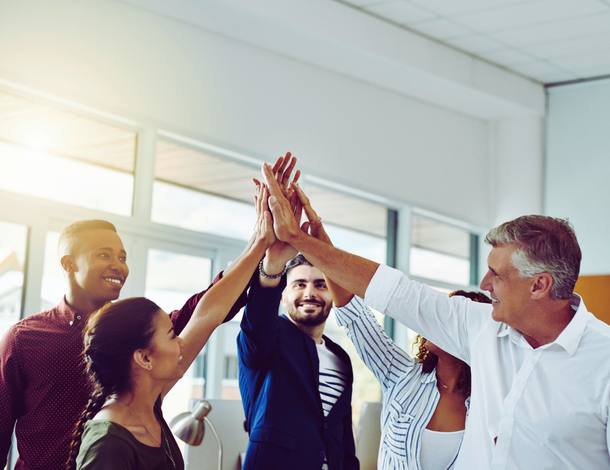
435 355 466 393
521 299 575 349
64 290 106 318
288 317 326 344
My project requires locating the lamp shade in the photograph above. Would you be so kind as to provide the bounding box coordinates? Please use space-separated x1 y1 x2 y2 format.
170 400 212 446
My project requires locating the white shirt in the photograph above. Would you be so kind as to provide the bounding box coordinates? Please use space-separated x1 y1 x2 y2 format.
365 264 610 470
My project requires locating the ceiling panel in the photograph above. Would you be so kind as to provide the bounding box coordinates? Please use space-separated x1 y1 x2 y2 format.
450 0 607 34
335 0 610 84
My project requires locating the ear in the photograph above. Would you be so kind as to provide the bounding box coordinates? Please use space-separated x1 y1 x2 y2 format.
133 349 153 371
531 273 553 300
280 293 288 308
60 255 76 274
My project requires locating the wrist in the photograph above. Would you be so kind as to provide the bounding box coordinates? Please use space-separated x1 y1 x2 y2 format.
259 258 287 279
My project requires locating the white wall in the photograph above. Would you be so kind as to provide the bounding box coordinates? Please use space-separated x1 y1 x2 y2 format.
546 78 610 275
0 0 545 229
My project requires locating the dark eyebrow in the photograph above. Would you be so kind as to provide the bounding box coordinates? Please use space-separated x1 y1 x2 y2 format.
314 279 326 284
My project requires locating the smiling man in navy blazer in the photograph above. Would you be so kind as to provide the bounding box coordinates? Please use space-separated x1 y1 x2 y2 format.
238 216 359 470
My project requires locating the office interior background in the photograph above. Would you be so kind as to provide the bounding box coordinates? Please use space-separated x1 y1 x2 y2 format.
1 0 610 467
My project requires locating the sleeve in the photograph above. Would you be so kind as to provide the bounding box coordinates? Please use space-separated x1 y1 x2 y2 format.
0 326 24 468
237 275 286 369
335 296 414 390
364 264 492 364
77 435 135 470
169 270 249 335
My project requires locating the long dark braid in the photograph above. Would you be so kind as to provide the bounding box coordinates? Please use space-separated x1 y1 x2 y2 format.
66 298 160 470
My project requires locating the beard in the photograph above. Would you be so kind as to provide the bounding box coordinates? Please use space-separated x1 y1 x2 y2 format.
286 299 332 327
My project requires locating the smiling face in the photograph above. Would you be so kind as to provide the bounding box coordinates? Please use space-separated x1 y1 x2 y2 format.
282 265 333 327
479 244 534 329
68 229 129 309
146 309 186 382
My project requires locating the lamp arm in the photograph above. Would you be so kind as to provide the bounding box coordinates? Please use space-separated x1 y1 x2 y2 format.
204 416 223 470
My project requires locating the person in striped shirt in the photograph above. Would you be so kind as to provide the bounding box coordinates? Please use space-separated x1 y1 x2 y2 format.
333 288 490 470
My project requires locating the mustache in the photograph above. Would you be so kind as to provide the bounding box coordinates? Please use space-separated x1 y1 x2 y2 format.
296 299 325 307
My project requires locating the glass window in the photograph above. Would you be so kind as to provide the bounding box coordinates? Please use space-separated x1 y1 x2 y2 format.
144 249 212 431
152 139 258 240
0 90 136 215
410 215 472 286
0 221 28 339
41 232 64 311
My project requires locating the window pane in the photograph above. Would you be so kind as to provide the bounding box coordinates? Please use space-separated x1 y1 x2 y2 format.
152 139 260 239
324 223 387 265
410 215 471 286
0 221 27 339
145 248 212 442
152 181 256 241
305 184 387 238
0 90 136 215
41 232 64 311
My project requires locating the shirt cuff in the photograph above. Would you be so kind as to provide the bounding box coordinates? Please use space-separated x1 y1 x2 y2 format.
364 264 403 314
334 296 367 327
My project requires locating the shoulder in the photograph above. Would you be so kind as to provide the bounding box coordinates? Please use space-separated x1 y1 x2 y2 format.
78 421 138 466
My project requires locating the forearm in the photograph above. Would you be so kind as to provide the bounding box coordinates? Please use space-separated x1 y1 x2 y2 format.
289 230 378 298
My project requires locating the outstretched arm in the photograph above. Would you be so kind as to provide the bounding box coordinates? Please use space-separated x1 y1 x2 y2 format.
293 183 355 307
162 184 275 397
262 162 379 298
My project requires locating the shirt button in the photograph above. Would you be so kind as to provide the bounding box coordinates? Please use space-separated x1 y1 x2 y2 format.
319 450 326 458
76 316 81 320
323 422 328 429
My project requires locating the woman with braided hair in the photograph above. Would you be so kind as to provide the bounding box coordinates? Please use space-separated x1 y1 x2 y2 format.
66 183 279 470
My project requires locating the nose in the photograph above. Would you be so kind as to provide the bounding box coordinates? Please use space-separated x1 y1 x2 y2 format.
302 283 316 299
480 271 491 292
178 336 186 350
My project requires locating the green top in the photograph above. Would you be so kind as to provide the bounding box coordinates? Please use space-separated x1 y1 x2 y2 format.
76 398 184 470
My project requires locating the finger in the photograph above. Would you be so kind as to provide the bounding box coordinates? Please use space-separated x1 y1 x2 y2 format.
271 155 284 174
281 155 296 187
262 163 287 201
295 183 320 224
301 221 310 233
274 152 290 183
252 177 261 188
289 169 301 189
294 197 303 226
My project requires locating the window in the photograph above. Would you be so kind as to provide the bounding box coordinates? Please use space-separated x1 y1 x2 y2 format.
144 248 213 430
0 90 137 215
152 139 258 240
409 214 476 286
0 221 27 339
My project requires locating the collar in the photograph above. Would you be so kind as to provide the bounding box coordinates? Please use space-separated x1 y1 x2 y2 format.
496 294 588 356
57 296 86 328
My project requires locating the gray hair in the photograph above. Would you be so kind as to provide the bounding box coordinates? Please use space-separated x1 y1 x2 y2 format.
485 215 581 300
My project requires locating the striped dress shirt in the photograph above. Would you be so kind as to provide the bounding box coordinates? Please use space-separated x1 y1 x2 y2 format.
335 296 465 470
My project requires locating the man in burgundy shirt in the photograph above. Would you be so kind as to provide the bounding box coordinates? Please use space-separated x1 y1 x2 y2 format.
0 219 247 469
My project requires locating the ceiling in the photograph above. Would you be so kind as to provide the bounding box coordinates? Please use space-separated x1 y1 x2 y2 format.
337 0 610 85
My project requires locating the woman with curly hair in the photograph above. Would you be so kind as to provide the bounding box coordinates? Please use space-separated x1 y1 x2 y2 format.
66 183 277 470
293 184 492 470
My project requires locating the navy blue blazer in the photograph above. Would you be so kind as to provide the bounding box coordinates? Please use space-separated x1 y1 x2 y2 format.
237 275 359 470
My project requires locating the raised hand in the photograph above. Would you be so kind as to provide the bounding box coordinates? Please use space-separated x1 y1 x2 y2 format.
254 152 301 200
253 183 276 249
262 162 302 243
293 183 332 246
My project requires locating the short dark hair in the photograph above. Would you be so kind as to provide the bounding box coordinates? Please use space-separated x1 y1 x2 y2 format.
58 219 117 257
485 215 581 300
285 254 313 278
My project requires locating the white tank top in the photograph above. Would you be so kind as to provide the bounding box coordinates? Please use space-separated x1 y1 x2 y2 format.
420 428 464 470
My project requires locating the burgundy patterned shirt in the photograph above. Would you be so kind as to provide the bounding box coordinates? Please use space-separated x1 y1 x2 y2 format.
0 271 246 470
